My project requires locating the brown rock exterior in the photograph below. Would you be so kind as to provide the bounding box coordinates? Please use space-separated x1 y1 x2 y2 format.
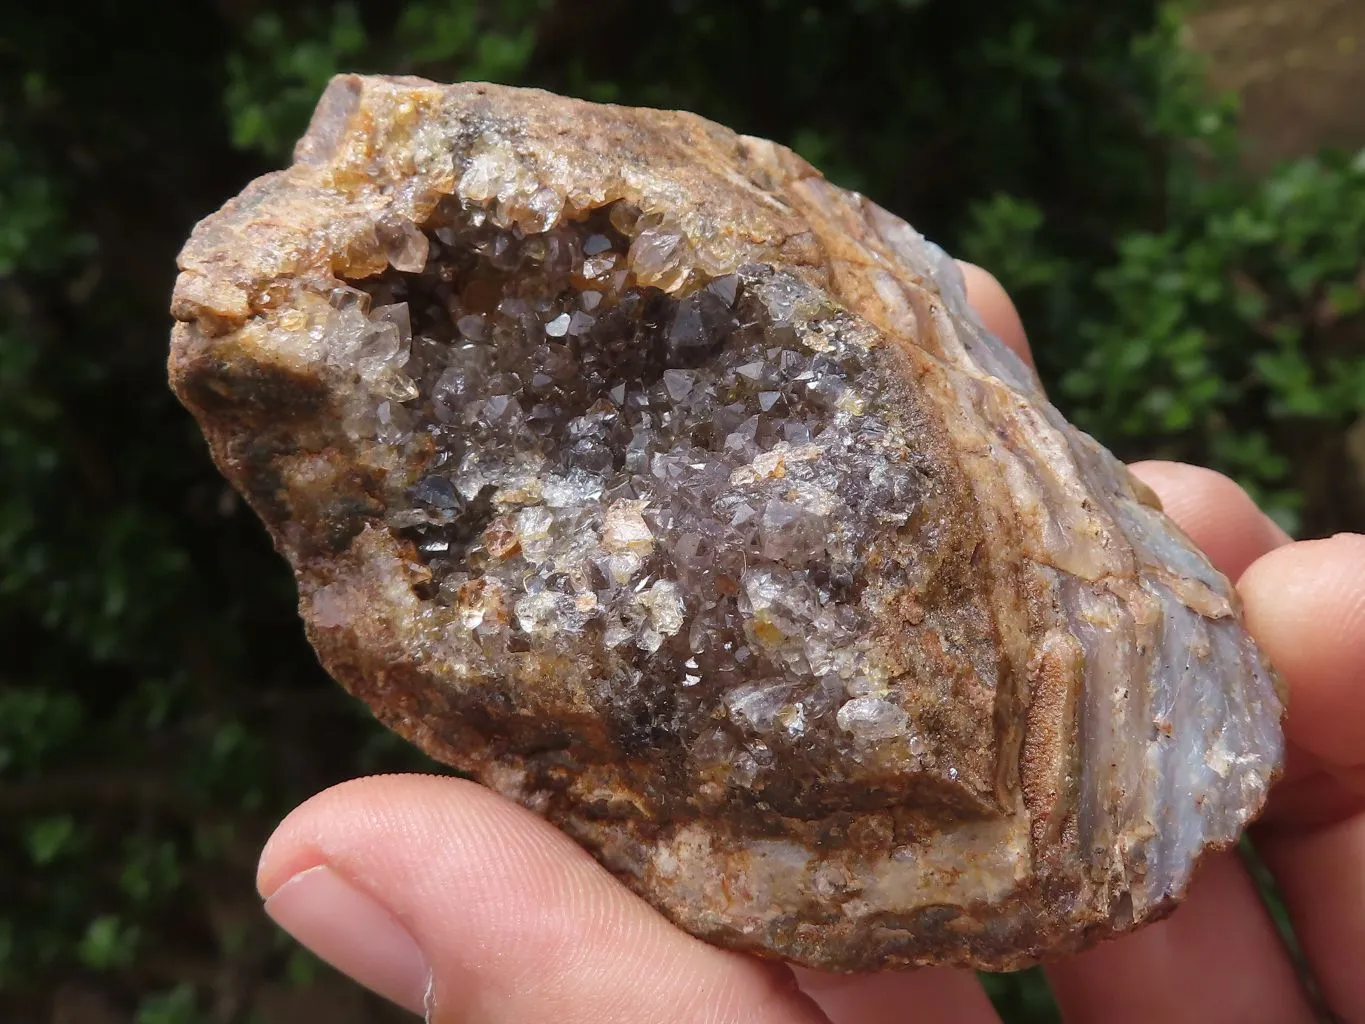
169 75 1285 971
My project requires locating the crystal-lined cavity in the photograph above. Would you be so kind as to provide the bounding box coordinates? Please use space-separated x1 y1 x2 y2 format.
326 198 968 790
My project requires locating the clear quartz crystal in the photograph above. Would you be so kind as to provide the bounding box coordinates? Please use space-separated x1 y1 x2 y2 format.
629 227 688 288
385 221 430 273
836 696 909 742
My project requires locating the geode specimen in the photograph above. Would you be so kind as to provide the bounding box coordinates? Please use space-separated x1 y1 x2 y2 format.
169 75 1285 971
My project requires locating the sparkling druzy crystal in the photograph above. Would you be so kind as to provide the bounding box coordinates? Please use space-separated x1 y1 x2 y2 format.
169 76 1285 971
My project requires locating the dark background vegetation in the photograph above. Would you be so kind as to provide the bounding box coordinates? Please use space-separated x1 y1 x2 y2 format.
2 1 1362 1021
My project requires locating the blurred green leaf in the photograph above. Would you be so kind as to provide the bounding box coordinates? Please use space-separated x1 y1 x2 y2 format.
77 915 139 971
23 816 77 866
286 944 326 988
135 984 202 1024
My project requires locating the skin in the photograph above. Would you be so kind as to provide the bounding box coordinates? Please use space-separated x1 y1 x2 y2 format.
258 262 1365 1023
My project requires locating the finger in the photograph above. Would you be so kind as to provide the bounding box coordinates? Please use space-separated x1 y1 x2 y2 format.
258 774 830 1024
957 260 1034 369
1240 534 1365 1019
1128 460 1291 582
793 965 1001 1024
1239 534 1365 768
1047 464 1315 1022
1261 815 1365 1022
1045 851 1316 1023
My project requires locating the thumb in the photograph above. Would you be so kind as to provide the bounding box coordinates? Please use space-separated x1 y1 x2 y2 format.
257 774 829 1023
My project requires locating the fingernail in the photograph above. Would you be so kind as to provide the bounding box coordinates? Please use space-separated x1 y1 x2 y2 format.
264 864 430 1015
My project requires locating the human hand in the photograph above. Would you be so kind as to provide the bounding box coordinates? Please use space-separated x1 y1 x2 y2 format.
256 265 1365 1023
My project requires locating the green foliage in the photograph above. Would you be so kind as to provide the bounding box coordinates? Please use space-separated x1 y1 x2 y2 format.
0 1 1361 1021
967 147 1365 532
23 815 80 866
1071 150 1365 528
958 8 1365 534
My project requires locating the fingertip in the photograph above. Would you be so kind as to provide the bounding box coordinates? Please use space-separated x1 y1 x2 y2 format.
1238 533 1365 766
956 261 1033 369
257 773 472 898
1045 852 1316 1023
257 798 324 899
